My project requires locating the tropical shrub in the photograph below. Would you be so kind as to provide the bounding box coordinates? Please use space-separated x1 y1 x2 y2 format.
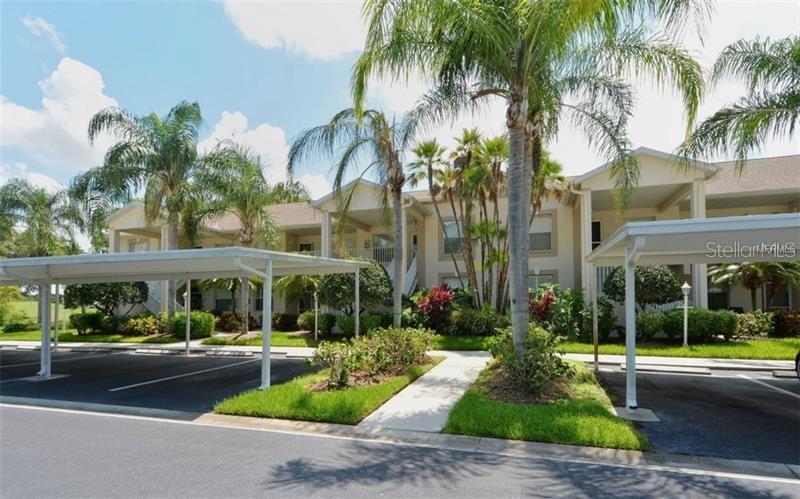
415 284 454 333
215 312 255 333
771 310 800 338
64 282 148 316
737 311 774 337
583 296 619 342
529 284 586 341
318 259 392 314
336 315 357 336
118 314 162 336
401 306 424 328
297 310 315 331
529 288 555 322
603 265 681 309
272 313 299 331
361 313 383 334
448 306 510 336
489 324 574 394
636 312 664 341
2 312 38 333
171 311 215 339
662 308 738 341
359 326 433 376
69 311 105 335
309 341 366 387
0 287 22 327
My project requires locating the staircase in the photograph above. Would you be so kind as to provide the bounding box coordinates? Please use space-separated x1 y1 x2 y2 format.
386 253 418 296
144 280 183 315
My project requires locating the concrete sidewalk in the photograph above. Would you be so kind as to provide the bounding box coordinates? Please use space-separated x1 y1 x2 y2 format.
359 350 491 432
565 353 794 372
0 340 316 358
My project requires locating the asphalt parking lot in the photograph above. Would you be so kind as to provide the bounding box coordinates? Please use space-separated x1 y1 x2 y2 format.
0 349 312 413
601 369 800 464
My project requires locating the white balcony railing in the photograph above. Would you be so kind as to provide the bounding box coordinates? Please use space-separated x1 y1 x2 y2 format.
291 247 395 264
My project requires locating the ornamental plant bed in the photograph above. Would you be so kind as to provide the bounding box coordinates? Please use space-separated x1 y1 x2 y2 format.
307 355 440 392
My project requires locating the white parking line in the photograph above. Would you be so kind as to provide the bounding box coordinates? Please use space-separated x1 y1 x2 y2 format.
108 359 260 392
0 353 110 369
738 374 800 401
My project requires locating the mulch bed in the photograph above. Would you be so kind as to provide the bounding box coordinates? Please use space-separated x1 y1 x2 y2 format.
476 362 572 405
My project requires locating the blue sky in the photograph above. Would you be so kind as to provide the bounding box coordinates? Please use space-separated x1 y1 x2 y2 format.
1 1 798 198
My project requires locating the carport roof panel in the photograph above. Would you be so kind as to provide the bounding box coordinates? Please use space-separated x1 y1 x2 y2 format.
0 247 369 285
586 213 800 266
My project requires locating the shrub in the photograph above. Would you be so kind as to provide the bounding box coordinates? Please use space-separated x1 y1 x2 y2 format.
2 311 38 333
529 289 555 322
636 312 664 341
603 265 681 309
172 311 215 339
361 313 383 334
215 312 255 333
318 259 392 314
64 282 148 316
297 310 315 331
737 311 774 337
318 313 336 334
69 311 105 335
448 306 510 336
336 314 356 336
272 313 299 331
309 341 366 387
118 315 161 336
662 308 738 341
416 284 454 333
772 310 800 338
489 324 575 394
401 306 424 328
334 314 382 336
529 284 586 341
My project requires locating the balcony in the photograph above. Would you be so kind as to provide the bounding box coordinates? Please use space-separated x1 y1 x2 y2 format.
291 247 395 264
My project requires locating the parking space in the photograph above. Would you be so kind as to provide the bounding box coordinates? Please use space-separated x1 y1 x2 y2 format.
601 370 800 464
0 349 312 413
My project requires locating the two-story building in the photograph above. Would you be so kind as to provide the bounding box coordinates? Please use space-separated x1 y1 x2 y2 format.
105 147 800 320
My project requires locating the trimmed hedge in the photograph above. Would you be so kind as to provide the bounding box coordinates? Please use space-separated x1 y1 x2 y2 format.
69 311 105 335
448 306 509 336
662 308 738 341
272 313 299 332
737 311 773 337
297 311 337 335
172 311 215 339
636 312 664 341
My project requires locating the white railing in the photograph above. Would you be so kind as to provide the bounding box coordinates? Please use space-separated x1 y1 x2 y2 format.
595 266 616 296
144 280 182 315
647 300 688 312
290 247 395 264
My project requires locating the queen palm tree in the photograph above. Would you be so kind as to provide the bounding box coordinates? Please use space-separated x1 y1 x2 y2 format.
288 108 410 327
354 0 706 352
0 179 81 257
681 36 799 167
710 261 800 311
76 100 204 326
194 140 279 335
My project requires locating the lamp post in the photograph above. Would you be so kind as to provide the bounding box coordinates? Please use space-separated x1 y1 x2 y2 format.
681 281 691 348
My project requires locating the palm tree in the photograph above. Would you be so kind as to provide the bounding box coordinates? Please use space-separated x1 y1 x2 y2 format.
195 140 279 335
710 261 800 310
76 100 204 325
354 0 706 352
0 179 81 257
681 36 799 168
288 108 410 327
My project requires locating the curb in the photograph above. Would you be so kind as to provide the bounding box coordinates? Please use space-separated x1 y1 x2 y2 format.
1 396 798 483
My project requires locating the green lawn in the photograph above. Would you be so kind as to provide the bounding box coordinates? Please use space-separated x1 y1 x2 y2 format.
203 332 354 348
431 335 493 351
560 338 800 360
0 329 177 344
443 361 648 451
9 300 89 320
215 361 439 424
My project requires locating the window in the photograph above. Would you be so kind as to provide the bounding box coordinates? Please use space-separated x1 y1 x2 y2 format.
764 282 790 309
708 288 729 310
529 215 553 252
215 290 232 312
591 221 602 250
528 273 555 290
441 275 464 290
298 242 314 253
442 221 463 255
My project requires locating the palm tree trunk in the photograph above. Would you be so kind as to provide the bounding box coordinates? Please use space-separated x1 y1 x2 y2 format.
506 91 529 354
166 220 179 331
429 167 465 288
749 287 757 312
392 188 403 327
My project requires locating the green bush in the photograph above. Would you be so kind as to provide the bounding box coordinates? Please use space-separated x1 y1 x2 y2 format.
172 311 215 339
663 308 738 341
361 313 383 334
318 313 336 334
118 315 162 336
298 311 338 335
318 259 392 314
401 306 424 328
2 311 38 333
737 311 774 337
309 341 366 387
489 324 575 394
448 306 510 336
636 312 664 341
603 265 681 309
271 313 299 332
69 311 105 335
297 310 315 331
336 314 356 336
771 310 800 338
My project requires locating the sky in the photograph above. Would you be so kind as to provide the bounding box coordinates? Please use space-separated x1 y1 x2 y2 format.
1 0 799 203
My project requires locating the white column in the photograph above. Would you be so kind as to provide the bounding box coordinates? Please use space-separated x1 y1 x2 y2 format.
580 189 593 296
260 260 273 389
401 206 408 274
38 284 52 377
109 229 120 253
185 278 191 357
160 226 170 315
624 240 638 409
354 268 360 338
53 284 59 352
690 180 708 308
321 212 332 258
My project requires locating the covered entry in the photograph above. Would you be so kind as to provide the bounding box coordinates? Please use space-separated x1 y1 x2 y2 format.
586 213 800 409
0 248 367 389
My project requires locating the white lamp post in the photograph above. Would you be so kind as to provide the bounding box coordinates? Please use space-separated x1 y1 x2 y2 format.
681 281 691 348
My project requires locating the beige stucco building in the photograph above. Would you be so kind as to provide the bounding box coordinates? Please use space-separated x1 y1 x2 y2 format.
105 147 800 319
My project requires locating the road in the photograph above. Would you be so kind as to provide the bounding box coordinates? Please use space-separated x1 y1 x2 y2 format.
1 404 796 498
601 369 800 464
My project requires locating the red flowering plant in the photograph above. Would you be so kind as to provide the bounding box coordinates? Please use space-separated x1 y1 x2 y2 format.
529 288 555 323
416 284 454 333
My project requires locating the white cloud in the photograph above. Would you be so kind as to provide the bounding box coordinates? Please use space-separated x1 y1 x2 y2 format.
0 162 63 193
222 0 365 60
1 57 118 173
199 111 291 183
21 15 67 54
297 173 332 199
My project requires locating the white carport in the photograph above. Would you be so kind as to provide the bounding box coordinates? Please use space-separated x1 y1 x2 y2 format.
0 248 368 389
586 213 800 409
